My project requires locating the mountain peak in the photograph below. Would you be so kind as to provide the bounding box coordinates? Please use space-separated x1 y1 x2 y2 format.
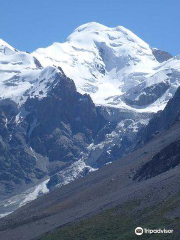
73 22 108 32
33 22 160 110
72 22 130 34
67 22 150 51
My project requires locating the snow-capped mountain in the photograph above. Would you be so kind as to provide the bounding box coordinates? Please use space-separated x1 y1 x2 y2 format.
32 22 158 110
1 22 180 217
33 22 180 113
1 22 179 114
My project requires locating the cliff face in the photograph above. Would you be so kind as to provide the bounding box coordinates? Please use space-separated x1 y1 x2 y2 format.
0 71 107 198
133 87 180 181
152 48 172 63
137 86 180 145
134 139 180 181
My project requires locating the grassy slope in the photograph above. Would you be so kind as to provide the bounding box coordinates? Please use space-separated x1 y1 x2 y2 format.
39 195 180 240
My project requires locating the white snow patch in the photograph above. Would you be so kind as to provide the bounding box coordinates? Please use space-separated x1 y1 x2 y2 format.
0 179 49 218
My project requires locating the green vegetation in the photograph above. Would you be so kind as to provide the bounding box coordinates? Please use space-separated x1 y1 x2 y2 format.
39 195 180 240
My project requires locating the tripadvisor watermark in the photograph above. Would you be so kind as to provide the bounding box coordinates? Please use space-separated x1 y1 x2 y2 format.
135 227 173 235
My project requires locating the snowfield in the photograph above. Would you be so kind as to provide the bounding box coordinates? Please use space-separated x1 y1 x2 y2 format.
32 22 180 113
0 41 64 105
1 22 180 113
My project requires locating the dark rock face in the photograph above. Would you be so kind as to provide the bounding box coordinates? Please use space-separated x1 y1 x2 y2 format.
125 82 170 107
0 100 46 198
132 87 180 181
152 48 172 63
134 139 180 181
25 74 106 163
138 87 180 144
0 71 107 198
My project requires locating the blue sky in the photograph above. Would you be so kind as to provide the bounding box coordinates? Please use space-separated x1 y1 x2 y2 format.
0 0 180 55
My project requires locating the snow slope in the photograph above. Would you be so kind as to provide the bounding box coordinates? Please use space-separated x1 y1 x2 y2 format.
32 23 180 113
0 179 49 218
32 22 180 113
0 39 63 105
1 23 179 113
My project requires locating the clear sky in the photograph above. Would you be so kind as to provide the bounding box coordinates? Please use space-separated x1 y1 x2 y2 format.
0 0 180 55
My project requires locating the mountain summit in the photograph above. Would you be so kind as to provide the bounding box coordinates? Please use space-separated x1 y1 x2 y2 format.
33 22 158 109
32 22 178 112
